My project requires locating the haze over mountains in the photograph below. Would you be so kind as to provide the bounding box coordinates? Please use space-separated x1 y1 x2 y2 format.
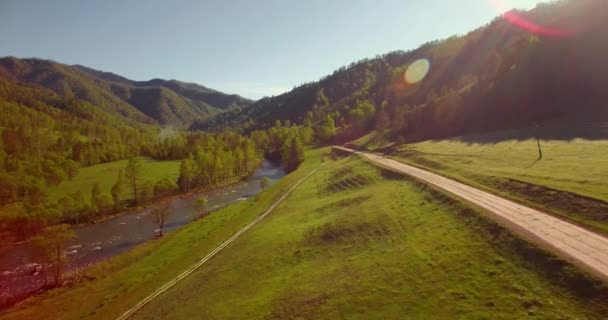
0 57 253 128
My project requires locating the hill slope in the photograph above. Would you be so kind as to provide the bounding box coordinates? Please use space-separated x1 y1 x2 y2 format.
0 57 253 127
195 0 608 142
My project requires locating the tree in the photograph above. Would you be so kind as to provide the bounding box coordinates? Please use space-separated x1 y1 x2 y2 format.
62 160 79 180
42 163 67 186
58 195 73 212
349 100 376 132
178 154 197 193
154 178 178 198
316 115 337 142
125 158 143 205
95 194 114 214
298 126 314 145
23 177 47 207
32 224 75 287
375 101 390 130
260 177 270 190
32 235 52 287
282 137 305 172
391 105 409 133
91 182 101 206
70 190 88 224
138 182 154 205
111 169 126 209
312 89 330 121
195 197 208 218
152 202 172 237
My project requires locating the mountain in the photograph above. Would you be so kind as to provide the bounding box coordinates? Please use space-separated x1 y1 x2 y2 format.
195 0 608 142
0 58 253 127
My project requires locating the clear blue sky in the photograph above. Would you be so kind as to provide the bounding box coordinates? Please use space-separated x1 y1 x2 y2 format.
0 0 542 99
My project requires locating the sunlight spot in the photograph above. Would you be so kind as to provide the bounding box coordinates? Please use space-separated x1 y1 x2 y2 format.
405 59 430 84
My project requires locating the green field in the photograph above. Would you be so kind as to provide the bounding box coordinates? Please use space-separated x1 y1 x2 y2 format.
48 157 181 203
5 148 606 319
383 132 608 234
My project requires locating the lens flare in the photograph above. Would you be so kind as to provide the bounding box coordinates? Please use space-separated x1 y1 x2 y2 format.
405 59 430 84
503 10 573 37
486 0 574 38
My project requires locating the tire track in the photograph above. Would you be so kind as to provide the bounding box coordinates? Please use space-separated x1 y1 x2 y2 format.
116 163 326 320
334 146 608 283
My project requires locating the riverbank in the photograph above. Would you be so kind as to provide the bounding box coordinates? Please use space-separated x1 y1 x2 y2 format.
0 160 285 310
3 165 266 247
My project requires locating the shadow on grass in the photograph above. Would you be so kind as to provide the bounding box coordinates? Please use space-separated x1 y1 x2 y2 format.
448 115 608 145
377 166 608 314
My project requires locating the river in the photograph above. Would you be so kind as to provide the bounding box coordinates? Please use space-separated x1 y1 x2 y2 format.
0 160 285 307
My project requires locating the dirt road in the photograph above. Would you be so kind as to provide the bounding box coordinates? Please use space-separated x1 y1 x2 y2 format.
115 163 326 320
334 146 608 283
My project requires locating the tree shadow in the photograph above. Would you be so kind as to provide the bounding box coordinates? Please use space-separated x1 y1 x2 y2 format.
447 113 608 145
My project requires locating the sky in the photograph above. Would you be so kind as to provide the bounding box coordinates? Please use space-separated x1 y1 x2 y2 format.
0 0 544 99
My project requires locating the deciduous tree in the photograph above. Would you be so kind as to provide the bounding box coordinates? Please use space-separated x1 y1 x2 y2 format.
195 197 208 218
260 177 270 190
125 158 143 205
152 202 172 237
32 224 75 287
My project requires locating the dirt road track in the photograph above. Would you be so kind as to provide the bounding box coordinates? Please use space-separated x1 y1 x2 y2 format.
115 163 326 320
334 146 608 283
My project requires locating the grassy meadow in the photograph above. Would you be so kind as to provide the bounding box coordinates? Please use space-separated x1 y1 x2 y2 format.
4 148 607 319
387 135 608 234
48 157 181 203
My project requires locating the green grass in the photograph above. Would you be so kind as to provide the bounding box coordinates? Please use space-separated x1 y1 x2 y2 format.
349 130 394 150
4 149 606 319
386 134 608 234
48 157 180 203
1 149 326 319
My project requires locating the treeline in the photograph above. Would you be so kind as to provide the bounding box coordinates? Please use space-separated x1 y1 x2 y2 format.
176 132 259 193
0 129 264 242
0 80 270 241
250 120 310 172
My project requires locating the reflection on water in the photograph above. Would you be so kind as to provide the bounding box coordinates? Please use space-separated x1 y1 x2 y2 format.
0 160 285 304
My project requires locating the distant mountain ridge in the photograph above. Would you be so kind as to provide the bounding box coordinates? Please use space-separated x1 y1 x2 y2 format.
0 57 253 127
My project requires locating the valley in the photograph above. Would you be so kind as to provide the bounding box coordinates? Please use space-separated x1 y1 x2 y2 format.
2 0 608 318
5 149 606 319
0 160 285 308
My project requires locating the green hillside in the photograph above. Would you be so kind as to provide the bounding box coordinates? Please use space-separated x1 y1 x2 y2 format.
196 0 608 146
0 72 266 242
0 57 253 128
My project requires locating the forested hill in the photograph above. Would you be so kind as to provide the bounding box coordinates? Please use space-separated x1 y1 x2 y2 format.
0 57 253 128
195 0 608 142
